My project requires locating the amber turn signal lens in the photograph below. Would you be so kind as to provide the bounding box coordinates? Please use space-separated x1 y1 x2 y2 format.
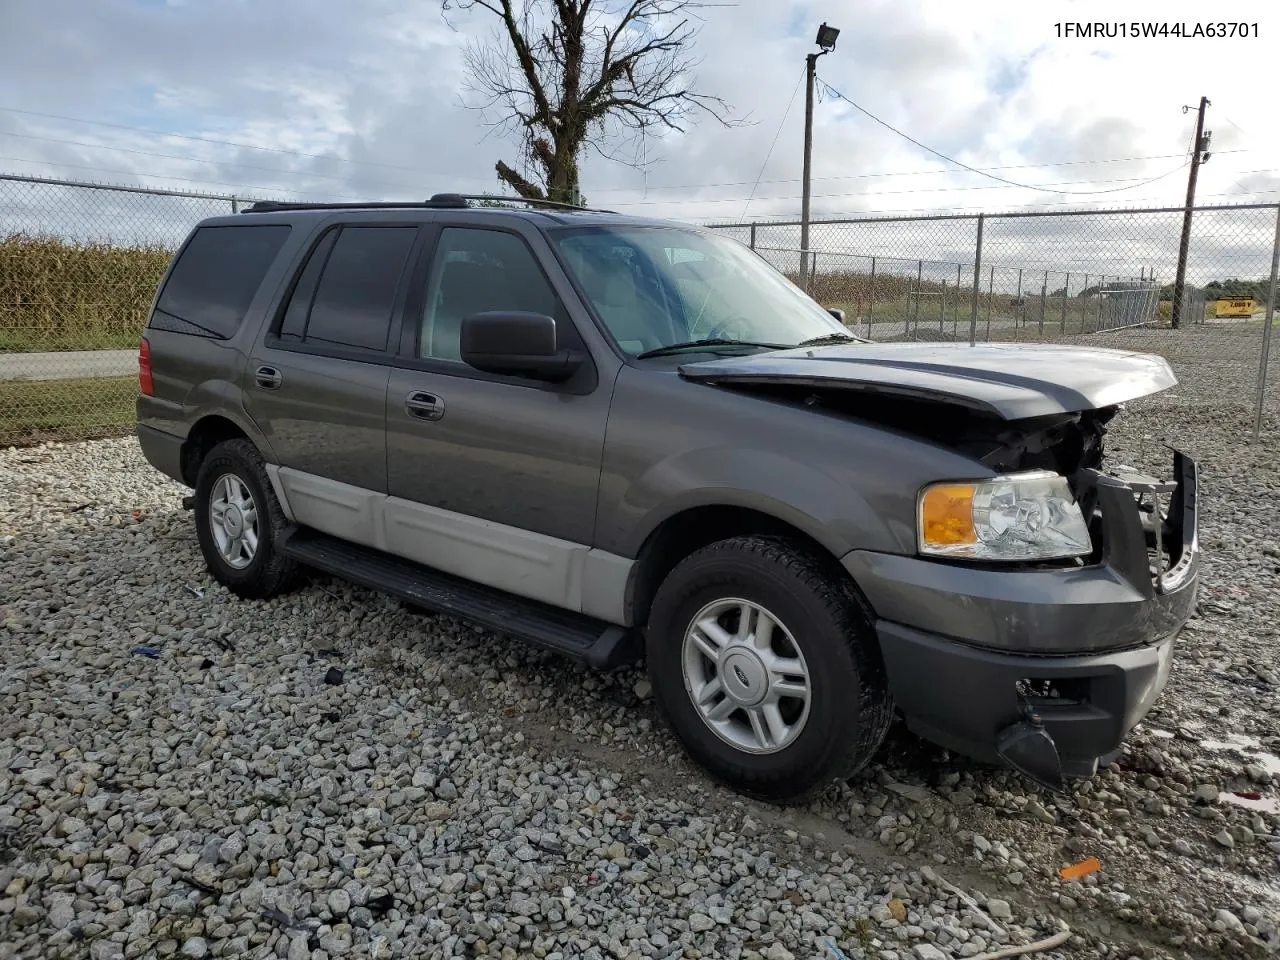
919 484 977 546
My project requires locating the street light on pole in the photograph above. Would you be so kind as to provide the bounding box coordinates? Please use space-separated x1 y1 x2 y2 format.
800 21 839 292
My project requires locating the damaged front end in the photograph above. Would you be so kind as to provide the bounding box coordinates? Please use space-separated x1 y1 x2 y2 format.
994 450 1199 789
682 345 1200 785
780 388 1201 788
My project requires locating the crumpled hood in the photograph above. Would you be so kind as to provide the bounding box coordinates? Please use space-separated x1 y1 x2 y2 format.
677 341 1177 420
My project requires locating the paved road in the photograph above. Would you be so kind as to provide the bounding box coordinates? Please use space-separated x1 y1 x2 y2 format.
0 349 135 381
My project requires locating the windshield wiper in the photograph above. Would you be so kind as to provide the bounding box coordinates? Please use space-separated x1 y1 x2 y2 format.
796 332 860 347
636 337 787 359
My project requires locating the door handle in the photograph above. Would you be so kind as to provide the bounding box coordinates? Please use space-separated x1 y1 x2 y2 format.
254 366 283 390
404 390 445 421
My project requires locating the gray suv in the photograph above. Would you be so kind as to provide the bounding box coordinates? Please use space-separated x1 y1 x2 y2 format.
136 194 1199 801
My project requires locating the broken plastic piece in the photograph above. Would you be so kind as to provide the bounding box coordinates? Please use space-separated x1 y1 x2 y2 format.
1058 856 1101 881
996 713 1065 792
130 646 161 658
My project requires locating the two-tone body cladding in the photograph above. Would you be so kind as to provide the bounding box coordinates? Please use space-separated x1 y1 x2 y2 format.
136 193 1200 800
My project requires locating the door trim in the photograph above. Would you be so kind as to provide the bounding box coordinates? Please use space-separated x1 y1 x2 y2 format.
273 467 631 624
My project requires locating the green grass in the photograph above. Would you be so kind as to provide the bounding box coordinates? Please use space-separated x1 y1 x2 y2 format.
0 376 136 447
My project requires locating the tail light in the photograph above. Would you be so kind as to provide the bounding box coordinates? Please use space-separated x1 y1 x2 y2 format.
138 338 154 396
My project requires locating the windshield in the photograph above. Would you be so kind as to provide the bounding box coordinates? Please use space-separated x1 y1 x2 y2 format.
551 225 850 356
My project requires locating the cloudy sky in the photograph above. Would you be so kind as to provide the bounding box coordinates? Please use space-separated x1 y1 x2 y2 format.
0 0 1277 284
1 0 1276 218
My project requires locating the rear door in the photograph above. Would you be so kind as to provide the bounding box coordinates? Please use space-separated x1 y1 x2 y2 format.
244 220 423 545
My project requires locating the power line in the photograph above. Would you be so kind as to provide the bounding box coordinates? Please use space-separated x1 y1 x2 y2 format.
742 67 804 218
1222 115 1249 139
14 115 1224 198
609 171 1195 207
587 149 1248 195
705 186 1280 221
815 76 1191 197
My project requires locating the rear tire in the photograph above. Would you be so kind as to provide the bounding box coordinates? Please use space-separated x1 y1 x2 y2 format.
193 439 300 600
646 535 892 802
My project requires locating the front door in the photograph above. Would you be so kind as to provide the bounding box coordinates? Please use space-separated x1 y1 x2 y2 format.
384 224 615 609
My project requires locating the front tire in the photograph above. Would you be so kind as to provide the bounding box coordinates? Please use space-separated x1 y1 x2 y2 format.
646 535 892 802
193 439 300 600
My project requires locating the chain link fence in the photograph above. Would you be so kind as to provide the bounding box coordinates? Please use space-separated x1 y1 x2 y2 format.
711 204 1280 441
2 172 1279 447
0 173 259 445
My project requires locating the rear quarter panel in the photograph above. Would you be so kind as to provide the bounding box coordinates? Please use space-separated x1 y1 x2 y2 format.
136 214 308 463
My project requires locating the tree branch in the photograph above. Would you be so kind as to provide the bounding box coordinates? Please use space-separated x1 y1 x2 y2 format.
449 0 735 202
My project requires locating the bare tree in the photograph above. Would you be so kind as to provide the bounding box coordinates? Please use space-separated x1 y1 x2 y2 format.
445 0 734 203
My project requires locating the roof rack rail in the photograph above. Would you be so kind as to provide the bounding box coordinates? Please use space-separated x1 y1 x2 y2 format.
240 193 616 215
444 193 618 214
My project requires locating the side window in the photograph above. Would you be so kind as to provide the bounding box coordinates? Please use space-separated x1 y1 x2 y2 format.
151 224 291 338
278 230 337 342
420 228 564 361
277 226 417 353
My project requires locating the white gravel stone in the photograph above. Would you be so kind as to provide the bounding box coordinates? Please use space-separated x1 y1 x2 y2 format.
2 352 1277 960
328 888 351 916
986 899 1013 920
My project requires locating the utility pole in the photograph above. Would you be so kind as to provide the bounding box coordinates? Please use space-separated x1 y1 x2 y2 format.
1171 96 1212 328
800 23 839 291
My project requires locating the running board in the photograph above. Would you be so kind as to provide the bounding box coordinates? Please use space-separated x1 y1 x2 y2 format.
277 527 639 671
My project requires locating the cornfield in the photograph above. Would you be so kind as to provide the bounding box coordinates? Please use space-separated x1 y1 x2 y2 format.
0 233 174 352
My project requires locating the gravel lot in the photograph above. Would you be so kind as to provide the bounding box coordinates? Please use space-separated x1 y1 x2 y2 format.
2 327 1278 960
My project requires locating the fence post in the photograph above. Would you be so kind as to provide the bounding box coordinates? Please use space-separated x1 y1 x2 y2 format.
912 260 923 336
1082 274 1089 332
940 280 947 333
985 265 994 341
1253 205 1280 440
868 257 876 331
1039 270 1048 336
230 195 239 214
953 262 962 336
749 222 756 251
1097 275 1106 329
1015 269 1023 332
1060 272 1069 335
969 214 984 346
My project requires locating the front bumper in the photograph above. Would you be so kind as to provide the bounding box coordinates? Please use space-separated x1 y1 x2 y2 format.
843 451 1199 775
873 621 1175 776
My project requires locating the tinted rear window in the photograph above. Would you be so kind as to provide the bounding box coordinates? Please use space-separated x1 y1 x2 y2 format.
151 224 291 338
282 226 417 353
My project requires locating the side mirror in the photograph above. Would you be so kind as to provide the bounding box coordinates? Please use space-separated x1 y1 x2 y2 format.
827 307 846 323
460 311 582 382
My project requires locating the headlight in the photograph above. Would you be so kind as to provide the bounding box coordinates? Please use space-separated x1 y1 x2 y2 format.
917 470 1092 561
